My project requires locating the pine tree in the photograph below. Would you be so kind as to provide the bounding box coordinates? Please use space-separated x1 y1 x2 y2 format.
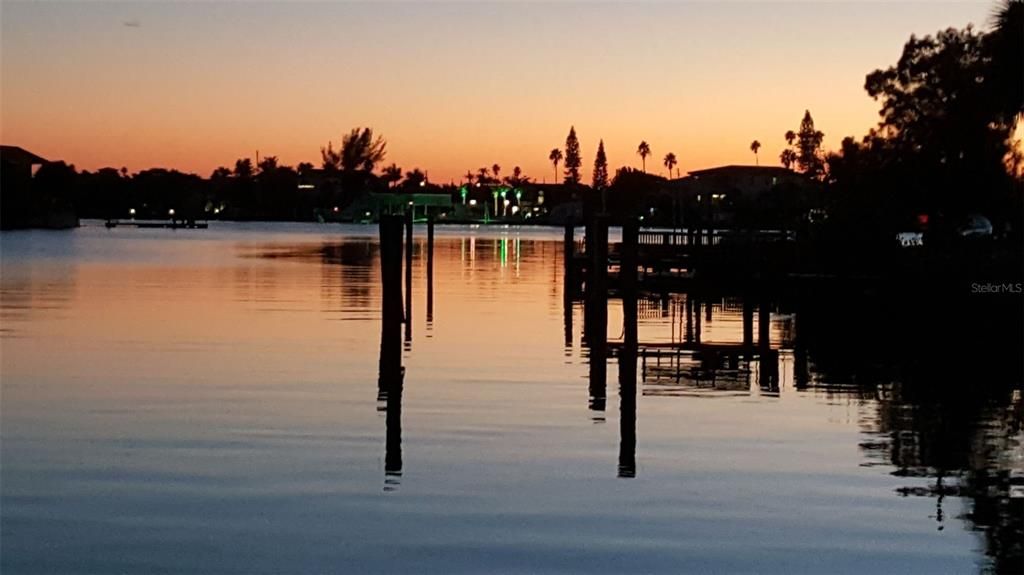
564 126 582 184
795 110 825 178
592 139 609 189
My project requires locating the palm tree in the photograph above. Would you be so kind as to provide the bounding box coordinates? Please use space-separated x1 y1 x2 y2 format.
464 170 475 185
382 163 403 188
637 141 651 173
477 166 491 185
784 130 796 146
750 140 761 165
780 149 797 170
663 152 677 178
492 164 501 182
549 148 563 183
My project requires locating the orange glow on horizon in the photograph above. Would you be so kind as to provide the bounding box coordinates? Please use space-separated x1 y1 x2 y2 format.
0 2 994 183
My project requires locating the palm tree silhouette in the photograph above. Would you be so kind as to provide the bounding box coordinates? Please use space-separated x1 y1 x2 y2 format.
750 140 761 165
382 163 403 188
637 141 651 173
464 170 475 185
492 164 501 182
780 149 797 170
663 153 677 178
477 167 491 185
549 148 563 183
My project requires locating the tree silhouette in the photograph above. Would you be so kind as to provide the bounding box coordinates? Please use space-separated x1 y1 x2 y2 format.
778 113 823 177
780 149 797 170
320 142 341 172
382 163 403 188
464 170 475 185
403 169 426 188
663 152 677 178
750 140 762 165
339 127 387 172
477 166 491 184
796 111 825 177
505 166 530 187
858 22 1021 219
234 158 254 179
257 156 279 174
492 164 501 182
988 1 1023 124
592 139 609 189
564 126 582 184
549 148 563 183
637 141 651 173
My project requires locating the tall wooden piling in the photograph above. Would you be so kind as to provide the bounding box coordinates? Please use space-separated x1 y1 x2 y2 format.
563 222 575 347
426 214 435 324
758 299 776 389
378 215 405 393
586 214 609 410
404 210 413 343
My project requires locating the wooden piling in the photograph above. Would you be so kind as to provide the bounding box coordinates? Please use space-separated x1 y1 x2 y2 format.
426 214 434 324
586 214 609 409
742 297 754 349
404 210 413 342
563 222 575 347
378 215 405 392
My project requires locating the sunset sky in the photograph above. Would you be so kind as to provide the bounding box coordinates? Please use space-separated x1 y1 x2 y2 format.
1 1 996 183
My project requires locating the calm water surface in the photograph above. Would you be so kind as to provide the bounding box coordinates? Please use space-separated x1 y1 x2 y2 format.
2 222 1021 574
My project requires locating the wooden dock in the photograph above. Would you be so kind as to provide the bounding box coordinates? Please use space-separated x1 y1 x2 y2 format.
105 219 208 229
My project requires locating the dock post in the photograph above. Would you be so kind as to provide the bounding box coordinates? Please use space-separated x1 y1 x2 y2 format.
563 221 576 347
564 221 575 295
758 298 776 389
685 295 694 343
404 210 413 343
758 299 771 349
426 214 435 324
794 306 809 389
378 215 405 395
617 216 640 476
743 297 754 350
586 213 609 411
694 297 702 344
621 217 640 350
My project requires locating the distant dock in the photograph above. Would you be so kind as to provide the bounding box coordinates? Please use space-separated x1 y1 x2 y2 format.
104 219 208 229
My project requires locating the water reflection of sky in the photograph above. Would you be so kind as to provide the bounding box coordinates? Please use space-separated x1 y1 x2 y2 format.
1 222 1020 574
